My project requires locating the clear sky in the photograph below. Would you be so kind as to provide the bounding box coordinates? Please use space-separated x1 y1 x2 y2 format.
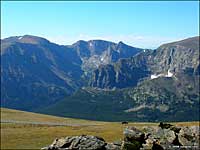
1 1 199 48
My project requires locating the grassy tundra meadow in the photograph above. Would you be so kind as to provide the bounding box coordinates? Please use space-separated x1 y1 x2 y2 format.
1 108 199 149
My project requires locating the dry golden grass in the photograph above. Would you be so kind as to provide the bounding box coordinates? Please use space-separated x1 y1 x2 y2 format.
1 123 124 149
1 108 199 149
0 107 106 125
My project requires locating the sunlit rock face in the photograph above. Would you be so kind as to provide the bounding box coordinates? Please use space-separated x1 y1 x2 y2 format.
71 40 143 75
90 37 199 89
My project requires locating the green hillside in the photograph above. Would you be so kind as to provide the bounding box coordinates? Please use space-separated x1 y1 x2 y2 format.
38 74 199 122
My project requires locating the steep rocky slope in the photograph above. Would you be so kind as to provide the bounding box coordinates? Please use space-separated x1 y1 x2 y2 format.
150 36 199 75
1 35 142 110
1 35 83 110
90 36 199 89
69 40 142 77
90 50 152 88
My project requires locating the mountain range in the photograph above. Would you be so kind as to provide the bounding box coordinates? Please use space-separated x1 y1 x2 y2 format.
1 35 199 121
1 35 142 110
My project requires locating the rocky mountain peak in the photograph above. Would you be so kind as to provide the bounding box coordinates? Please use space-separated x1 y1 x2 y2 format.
117 41 125 46
2 35 50 45
159 36 199 50
73 40 87 46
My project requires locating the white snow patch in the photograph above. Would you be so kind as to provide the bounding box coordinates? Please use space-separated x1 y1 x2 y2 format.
151 75 158 79
151 74 162 79
143 49 146 52
165 70 173 77
89 42 93 47
18 36 23 40
100 54 107 62
151 70 173 79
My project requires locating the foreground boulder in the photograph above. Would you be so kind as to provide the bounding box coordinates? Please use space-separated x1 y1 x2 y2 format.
42 123 199 150
178 126 199 147
42 135 107 150
121 123 199 150
42 135 121 150
140 123 199 150
122 127 145 150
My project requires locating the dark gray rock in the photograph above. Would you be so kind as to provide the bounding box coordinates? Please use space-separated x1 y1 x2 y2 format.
142 124 199 150
42 135 106 150
123 126 145 142
122 127 146 150
178 126 199 147
156 128 176 149
159 122 173 129
144 125 178 149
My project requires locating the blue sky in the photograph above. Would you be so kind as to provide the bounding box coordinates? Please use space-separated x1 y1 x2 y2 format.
1 1 199 48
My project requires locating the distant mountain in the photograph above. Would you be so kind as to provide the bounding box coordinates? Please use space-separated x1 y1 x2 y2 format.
1 35 142 110
69 40 143 77
90 36 199 89
39 36 199 122
1 35 83 110
150 36 199 75
1 35 199 121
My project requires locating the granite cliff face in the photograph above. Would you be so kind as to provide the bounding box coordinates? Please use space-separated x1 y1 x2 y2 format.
70 40 142 76
90 37 199 89
150 36 199 75
90 50 152 88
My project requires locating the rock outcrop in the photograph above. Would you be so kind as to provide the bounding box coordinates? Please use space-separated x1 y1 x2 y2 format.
122 123 199 150
122 126 145 150
42 123 199 150
41 135 108 150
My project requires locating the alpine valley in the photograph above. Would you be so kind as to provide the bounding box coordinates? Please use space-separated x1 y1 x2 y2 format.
1 35 199 121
